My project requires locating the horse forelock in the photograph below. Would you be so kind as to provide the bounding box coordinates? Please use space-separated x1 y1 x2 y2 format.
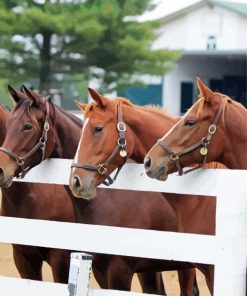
83 103 96 117
194 93 231 127
83 97 132 118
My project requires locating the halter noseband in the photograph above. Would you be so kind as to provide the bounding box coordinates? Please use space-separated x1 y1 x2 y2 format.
71 105 127 186
157 103 224 175
0 99 50 179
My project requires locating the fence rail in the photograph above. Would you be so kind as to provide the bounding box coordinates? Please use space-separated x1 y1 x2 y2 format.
1 159 247 296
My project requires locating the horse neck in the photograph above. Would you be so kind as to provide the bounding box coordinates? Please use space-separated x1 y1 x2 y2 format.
122 104 178 162
1 183 34 216
52 105 82 159
222 103 247 169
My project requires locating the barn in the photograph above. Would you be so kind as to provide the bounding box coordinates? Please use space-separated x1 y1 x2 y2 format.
122 0 247 114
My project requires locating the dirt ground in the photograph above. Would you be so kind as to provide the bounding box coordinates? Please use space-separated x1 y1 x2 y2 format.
0 243 210 295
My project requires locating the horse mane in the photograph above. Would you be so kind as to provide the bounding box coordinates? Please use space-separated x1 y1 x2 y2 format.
195 92 246 119
83 96 176 120
55 104 83 128
113 97 177 119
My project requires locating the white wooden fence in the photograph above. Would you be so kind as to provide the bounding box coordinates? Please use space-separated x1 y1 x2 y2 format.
0 159 247 296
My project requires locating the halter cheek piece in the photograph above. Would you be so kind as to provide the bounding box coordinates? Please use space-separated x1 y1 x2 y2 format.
157 103 224 175
71 105 127 186
0 99 50 179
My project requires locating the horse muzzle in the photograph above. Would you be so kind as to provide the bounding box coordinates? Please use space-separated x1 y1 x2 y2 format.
69 173 96 200
0 169 14 188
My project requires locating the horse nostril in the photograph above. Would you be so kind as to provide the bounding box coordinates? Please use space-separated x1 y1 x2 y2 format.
73 176 81 190
144 156 152 171
0 168 4 180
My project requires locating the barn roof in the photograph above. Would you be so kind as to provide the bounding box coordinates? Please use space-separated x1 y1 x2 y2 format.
159 0 247 23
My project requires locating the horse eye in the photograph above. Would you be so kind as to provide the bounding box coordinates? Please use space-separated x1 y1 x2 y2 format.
94 125 103 133
184 120 196 127
24 122 33 131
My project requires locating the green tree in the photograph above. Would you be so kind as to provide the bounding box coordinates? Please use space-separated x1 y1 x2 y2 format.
0 0 180 100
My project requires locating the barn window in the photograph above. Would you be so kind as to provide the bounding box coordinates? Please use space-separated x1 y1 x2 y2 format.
207 35 217 50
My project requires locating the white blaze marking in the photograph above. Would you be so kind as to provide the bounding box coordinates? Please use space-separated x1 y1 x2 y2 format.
72 117 89 174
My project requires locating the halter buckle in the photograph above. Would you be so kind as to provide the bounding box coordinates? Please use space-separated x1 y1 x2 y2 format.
17 158 24 166
44 121 50 131
98 164 107 175
117 122 126 132
170 152 179 161
208 124 216 135
118 138 126 147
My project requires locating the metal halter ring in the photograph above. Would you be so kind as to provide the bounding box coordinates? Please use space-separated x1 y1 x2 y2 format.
44 122 50 132
97 164 107 175
17 158 24 166
117 122 126 132
40 142 46 150
208 124 217 135
170 152 179 161
202 137 209 145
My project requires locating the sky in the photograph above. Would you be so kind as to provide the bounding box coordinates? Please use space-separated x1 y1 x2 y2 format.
138 0 247 21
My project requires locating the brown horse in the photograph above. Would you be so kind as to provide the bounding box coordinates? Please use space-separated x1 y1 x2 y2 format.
145 79 247 178
0 104 74 283
69 88 219 294
0 86 199 295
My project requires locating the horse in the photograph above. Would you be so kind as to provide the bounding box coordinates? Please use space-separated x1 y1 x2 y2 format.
68 87 223 295
0 85 199 296
144 78 247 178
0 104 74 283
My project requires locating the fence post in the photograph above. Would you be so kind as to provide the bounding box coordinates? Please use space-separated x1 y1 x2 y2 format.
214 191 247 295
68 252 93 296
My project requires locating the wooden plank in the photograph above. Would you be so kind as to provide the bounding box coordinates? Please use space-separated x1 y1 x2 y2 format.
0 216 217 264
14 159 247 196
0 276 68 296
0 277 159 296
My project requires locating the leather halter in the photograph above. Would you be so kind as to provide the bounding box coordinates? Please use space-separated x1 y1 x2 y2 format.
71 104 127 186
157 103 225 175
0 99 50 179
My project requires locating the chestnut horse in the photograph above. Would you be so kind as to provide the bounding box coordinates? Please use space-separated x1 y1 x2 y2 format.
69 88 220 295
0 104 74 283
145 79 247 177
0 86 199 295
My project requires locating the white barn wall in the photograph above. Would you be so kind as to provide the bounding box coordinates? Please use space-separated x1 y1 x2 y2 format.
237 14 247 49
154 5 247 51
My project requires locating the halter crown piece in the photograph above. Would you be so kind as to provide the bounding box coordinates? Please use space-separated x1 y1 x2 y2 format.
71 104 127 186
157 103 225 175
0 99 50 179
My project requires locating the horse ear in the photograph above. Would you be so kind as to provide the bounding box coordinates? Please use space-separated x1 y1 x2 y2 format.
8 85 26 104
197 78 214 102
87 87 108 108
22 85 40 107
75 101 88 110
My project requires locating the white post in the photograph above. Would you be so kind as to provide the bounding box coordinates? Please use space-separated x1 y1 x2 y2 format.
214 191 247 295
68 252 93 296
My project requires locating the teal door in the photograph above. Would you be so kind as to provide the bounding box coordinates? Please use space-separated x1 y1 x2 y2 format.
119 84 162 106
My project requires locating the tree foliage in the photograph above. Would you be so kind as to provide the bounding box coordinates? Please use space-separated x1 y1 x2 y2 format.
0 0 180 101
